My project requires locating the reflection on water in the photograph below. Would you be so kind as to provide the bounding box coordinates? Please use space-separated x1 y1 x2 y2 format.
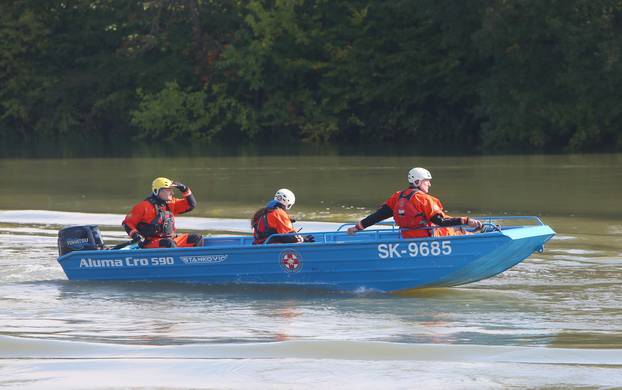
1 216 621 387
0 216 620 350
1 154 621 219
2 357 622 389
1 153 621 387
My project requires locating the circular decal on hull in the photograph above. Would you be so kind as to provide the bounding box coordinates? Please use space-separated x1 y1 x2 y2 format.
280 249 303 273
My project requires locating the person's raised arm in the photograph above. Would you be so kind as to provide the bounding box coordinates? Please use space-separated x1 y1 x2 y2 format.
171 181 196 214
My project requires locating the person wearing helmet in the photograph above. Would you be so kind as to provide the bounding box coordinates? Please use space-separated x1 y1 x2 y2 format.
347 167 482 238
251 189 314 244
122 177 202 248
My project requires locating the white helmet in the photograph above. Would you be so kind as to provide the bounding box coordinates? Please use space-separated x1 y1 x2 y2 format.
408 167 432 185
274 188 296 210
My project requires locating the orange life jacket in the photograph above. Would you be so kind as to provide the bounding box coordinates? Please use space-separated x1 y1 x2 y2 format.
252 206 296 244
252 208 278 244
138 197 176 239
392 189 431 238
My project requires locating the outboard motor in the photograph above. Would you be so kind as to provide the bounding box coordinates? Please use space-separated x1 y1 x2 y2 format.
57 225 104 256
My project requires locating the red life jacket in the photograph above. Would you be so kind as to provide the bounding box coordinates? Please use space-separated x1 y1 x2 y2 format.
392 189 431 237
252 208 278 244
137 197 176 239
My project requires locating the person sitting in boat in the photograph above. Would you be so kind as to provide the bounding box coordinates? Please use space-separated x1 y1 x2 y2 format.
251 189 314 244
122 177 202 248
347 167 482 238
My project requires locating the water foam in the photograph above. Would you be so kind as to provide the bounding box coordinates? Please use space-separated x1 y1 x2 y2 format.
1 335 621 365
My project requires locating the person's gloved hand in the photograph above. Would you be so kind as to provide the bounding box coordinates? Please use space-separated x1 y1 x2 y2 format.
467 217 483 230
130 231 144 243
347 223 363 235
173 181 188 193
303 235 315 243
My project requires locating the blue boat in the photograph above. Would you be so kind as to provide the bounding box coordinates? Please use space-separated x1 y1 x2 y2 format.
56 216 555 293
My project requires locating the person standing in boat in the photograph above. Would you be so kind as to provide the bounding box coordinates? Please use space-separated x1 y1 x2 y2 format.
252 189 314 244
347 167 482 238
122 177 202 248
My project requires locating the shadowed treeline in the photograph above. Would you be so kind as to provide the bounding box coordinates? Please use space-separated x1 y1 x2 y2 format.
1 0 621 152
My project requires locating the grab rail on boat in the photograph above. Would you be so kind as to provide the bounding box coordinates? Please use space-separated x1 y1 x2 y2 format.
263 216 544 244
262 230 383 244
336 215 545 232
476 216 544 225
262 227 416 244
263 232 330 244
336 221 397 232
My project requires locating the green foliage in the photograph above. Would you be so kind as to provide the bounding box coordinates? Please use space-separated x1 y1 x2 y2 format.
132 82 208 140
1 0 621 152
475 0 622 151
131 81 253 141
0 4 49 138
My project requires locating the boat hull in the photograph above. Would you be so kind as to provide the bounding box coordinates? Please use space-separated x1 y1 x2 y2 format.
57 223 555 292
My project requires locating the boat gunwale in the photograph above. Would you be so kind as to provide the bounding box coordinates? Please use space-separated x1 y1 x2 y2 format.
57 223 555 264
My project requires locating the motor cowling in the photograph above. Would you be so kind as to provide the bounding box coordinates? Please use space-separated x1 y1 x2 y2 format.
57 225 104 256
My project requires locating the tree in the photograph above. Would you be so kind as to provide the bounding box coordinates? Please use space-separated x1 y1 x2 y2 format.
475 0 622 151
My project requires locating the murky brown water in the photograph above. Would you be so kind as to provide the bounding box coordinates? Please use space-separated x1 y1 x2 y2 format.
1 154 621 388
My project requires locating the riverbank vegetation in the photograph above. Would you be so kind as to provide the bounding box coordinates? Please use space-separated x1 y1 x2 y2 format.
1 0 621 152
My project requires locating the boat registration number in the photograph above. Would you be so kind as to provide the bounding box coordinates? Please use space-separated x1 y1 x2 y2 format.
377 241 452 259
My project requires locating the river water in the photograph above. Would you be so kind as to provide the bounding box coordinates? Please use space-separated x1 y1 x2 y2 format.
0 153 621 388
